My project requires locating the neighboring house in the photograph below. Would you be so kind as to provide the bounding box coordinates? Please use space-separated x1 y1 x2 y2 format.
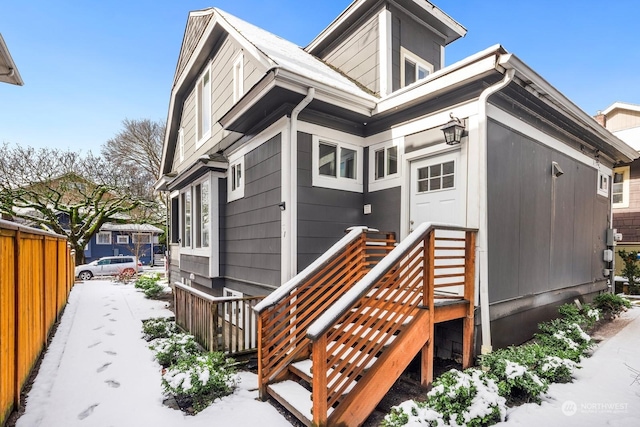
595 102 640 273
84 223 164 265
0 33 23 86
157 0 636 353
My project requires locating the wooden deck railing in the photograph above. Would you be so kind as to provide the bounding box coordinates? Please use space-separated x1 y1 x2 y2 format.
0 220 75 426
306 223 477 426
173 283 265 355
253 227 396 398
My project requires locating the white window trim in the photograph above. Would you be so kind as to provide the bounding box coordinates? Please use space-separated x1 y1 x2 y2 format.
96 232 111 245
312 135 363 193
233 52 244 104
400 47 434 88
179 127 184 163
116 235 129 245
369 139 402 192
132 233 152 244
612 166 630 208
227 156 245 202
180 188 193 249
195 63 212 148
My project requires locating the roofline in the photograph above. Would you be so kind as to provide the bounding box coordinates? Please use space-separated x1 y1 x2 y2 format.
601 101 640 116
0 34 23 86
306 0 466 53
498 54 639 163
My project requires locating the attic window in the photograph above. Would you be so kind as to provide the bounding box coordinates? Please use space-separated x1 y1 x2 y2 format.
233 53 244 104
401 48 433 87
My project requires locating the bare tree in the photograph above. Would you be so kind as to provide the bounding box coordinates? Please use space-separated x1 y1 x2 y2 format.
101 119 165 191
0 143 156 264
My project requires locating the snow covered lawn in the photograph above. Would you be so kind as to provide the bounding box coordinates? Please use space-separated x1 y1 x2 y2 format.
15 279 291 427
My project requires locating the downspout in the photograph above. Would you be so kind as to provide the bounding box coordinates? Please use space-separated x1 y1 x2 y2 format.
282 87 315 283
477 66 515 354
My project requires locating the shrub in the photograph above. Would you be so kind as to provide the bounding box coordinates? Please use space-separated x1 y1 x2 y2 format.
162 352 238 413
535 319 593 362
382 369 506 427
142 317 177 341
593 293 631 317
480 351 548 404
143 283 165 299
618 250 640 293
538 355 577 384
557 303 600 331
135 274 161 290
149 333 201 367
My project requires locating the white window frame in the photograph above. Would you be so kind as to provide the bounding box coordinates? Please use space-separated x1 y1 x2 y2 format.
369 140 402 192
179 127 184 163
96 232 111 245
116 235 129 245
132 233 152 244
400 47 434 88
233 52 244 104
227 156 245 202
312 135 363 193
181 189 192 248
195 178 211 248
195 63 212 148
612 166 630 208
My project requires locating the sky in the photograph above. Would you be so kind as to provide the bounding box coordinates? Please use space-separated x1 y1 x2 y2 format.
1 0 639 154
14 276 640 426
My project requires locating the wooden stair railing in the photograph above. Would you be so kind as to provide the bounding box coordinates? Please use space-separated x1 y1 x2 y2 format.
305 223 477 427
253 227 395 399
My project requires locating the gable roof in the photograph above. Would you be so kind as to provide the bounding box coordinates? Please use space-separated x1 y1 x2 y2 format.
0 33 23 86
601 101 640 116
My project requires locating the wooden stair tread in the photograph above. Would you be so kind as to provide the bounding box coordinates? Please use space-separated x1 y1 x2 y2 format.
268 380 334 426
351 307 414 325
290 359 357 394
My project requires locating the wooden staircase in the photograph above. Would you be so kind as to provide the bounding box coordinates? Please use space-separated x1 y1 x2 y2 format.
253 224 477 427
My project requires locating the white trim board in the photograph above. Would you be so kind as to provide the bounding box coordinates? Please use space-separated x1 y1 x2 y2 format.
487 104 612 175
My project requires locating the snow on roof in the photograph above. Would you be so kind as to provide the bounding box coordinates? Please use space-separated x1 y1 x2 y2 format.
100 223 163 233
214 8 376 101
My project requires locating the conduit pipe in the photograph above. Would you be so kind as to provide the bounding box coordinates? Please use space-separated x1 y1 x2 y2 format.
282 87 315 283
477 65 515 354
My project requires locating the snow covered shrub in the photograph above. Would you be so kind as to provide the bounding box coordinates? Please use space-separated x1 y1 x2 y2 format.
536 319 593 361
149 333 201 367
480 351 548 404
142 317 177 341
382 369 506 427
538 355 577 384
593 293 631 318
557 303 600 330
162 352 238 413
135 274 168 299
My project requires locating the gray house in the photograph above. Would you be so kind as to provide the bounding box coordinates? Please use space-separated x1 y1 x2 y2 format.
157 0 636 356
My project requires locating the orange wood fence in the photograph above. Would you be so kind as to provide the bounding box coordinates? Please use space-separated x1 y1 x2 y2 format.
0 220 75 426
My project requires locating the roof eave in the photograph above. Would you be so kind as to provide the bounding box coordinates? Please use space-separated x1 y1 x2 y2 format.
0 34 23 86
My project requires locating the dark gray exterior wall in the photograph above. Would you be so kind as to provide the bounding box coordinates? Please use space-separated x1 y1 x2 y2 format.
390 5 445 92
297 132 365 270
486 119 609 349
221 134 282 289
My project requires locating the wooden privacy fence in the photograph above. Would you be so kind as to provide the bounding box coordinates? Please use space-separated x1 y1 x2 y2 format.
173 283 265 356
0 220 75 426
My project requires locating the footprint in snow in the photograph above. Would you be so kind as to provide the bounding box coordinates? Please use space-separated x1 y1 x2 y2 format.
105 380 120 388
97 362 111 373
108 318 117 322
103 313 111 317
105 331 115 336
92 326 104 331
88 341 101 349
111 307 118 311
104 350 117 356
78 404 99 420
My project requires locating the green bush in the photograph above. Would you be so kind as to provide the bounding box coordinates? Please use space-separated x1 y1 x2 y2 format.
149 333 201 367
135 274 161 290
142 317 177 341
593 293 631 317
162 352 238 413
557 303 600 331
143 283 165 299
382 369 506 427
480 350 548 404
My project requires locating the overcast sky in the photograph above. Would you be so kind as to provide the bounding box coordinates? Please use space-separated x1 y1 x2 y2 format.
1 0 638 153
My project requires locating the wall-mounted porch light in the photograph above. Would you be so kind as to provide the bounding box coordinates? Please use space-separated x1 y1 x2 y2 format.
441 113 465 145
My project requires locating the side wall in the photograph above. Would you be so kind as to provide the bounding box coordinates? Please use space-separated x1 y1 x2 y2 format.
221 134 282 290
486 119 609 347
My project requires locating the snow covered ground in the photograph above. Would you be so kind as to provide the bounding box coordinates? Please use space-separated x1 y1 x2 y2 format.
15 279 291 427
15 279 640 426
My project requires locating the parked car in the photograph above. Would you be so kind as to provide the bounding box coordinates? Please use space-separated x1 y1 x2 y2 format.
75 256 141 280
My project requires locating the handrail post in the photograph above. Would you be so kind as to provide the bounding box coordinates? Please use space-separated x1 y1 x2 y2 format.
257 312 267 400
312 334 328 427
421 229 436 386
462 231 477 368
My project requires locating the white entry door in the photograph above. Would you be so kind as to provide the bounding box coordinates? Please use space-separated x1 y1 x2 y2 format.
409 150 466 230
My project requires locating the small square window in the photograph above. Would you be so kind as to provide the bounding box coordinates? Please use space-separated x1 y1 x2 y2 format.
400 47 433 88
228 157 245 202
312 135 363 192
116 235 129 245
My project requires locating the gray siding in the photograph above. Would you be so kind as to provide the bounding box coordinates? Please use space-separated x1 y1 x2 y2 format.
297 132 365 270
320 11 380 94
180 254 210 278
363 186 401 238
222 134 282 287
487 120 608 304
390 5 445 92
